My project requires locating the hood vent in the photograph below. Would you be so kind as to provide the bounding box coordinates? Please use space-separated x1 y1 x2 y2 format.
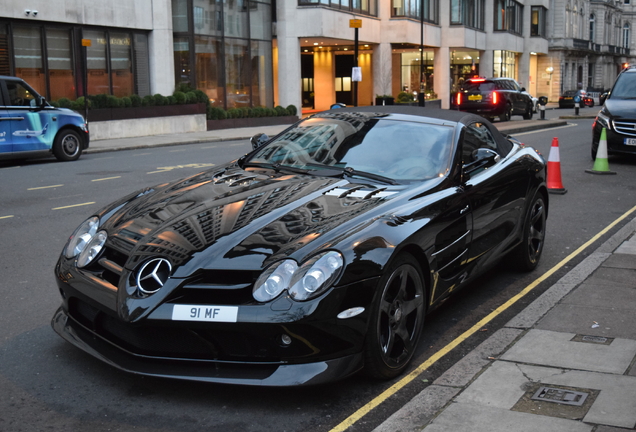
213 172 258 187
325 185 397 200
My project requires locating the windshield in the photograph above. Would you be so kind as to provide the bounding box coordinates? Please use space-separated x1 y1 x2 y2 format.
610 72 636 99
248 113 454 181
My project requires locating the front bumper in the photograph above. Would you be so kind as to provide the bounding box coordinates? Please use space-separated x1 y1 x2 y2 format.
52 306 363 386
592 124 636 155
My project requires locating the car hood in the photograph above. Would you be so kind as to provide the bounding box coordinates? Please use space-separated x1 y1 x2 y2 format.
603 99 636 119
98 166 413 277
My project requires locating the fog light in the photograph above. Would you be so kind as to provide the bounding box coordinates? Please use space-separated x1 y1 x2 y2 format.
280 334 292 345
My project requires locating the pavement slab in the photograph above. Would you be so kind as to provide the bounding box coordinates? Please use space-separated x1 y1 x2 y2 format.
500 329 636 374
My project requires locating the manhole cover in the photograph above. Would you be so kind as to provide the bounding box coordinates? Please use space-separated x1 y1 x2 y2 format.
531 387 588 406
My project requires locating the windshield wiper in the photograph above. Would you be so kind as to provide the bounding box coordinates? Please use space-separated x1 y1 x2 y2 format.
242 161 311 175
339 167 399 185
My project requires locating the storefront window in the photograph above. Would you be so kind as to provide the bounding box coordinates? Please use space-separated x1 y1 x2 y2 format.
83 30 108 96
493 50 516 78
400 51 435 99
45 29 75 100
225 38 250 108
251 39 273 107
450 50 479 92
195 36 223 106
13 26 46 95
174 36 191 87
110 32 133 97
0 24 10 76
225 0 249 39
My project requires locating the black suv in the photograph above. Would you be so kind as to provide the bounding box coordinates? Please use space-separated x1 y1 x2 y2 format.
592 66 636 158
453 77 534 122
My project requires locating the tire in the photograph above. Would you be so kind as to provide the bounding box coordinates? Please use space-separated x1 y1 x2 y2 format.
364 254 426 379
509 193 547 271
499 104 512 122
523 103 534 120
53 129 83 162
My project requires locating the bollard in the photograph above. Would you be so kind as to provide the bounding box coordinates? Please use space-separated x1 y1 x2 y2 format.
539 104 545 120
574 102 579 116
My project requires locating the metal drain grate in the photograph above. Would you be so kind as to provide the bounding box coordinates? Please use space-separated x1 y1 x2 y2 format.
531 387 589 406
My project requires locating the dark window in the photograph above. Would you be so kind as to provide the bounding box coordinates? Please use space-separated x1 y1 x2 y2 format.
451 0 484 30
531 6 546 37
494 0 523 35
462 122 498 165
391 0 438 24
298 0 377 16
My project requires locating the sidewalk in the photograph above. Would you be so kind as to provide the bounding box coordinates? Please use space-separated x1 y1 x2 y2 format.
375 216 636 431
85 110 571 155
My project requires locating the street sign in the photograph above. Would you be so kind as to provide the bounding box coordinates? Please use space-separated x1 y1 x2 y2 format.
349 19 362 28
81 39 92 47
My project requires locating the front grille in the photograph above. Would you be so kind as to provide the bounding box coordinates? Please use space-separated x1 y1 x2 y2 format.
613 119 636 137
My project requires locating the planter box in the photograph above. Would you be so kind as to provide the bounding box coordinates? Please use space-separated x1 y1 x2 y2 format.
207 116 298 131
88 103 206 122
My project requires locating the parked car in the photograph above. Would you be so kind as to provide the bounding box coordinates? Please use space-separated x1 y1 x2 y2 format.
0 76 89 162
592 66 636 158
558 90 594 108
452 77 535 121
52 106 548 386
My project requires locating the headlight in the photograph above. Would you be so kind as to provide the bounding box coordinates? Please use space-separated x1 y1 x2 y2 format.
252 251 344 303
77 230 107 268
64 216 99 258
596 111 610 129
253 259 298 302
289 252 344 301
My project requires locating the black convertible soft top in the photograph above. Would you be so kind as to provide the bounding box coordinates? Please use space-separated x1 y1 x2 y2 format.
322 105 514 156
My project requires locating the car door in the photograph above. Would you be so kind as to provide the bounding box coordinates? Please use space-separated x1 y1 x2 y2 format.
0 83 12 154
461 121 528 273
5 79 49 152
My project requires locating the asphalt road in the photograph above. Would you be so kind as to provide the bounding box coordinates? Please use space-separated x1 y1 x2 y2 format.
1 110 635 432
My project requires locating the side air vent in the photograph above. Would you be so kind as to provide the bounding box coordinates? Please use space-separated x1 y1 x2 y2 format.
213 173 258 187
325 186 397 199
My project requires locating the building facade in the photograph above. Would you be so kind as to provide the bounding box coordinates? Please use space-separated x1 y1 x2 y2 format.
0 0 634 112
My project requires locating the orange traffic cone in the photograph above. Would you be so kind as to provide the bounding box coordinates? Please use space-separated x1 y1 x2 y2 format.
547 137 567 194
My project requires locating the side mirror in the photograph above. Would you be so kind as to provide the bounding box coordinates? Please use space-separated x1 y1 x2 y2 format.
463 148 500 175
250 133 269 150
600 92 608 105
520 87 527 92
330 103 346 109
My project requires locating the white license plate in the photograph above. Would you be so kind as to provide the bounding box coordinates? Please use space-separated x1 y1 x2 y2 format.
624 138 636 146
172 305 238 322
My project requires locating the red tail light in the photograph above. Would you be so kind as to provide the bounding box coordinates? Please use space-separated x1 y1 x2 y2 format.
492 91 498 104
456 93 462 105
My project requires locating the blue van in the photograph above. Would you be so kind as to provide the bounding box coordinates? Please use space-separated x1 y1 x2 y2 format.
0 76 89 162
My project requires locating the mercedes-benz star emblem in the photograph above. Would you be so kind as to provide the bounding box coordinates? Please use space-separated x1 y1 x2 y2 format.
136 258 172 294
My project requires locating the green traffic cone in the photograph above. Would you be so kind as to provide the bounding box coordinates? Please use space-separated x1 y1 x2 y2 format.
586 128 617 175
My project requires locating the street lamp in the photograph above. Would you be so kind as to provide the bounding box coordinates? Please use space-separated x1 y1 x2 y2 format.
418 0 425 107
546 66 554 102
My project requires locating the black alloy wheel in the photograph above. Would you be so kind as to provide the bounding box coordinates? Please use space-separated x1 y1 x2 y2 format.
523 103 534 120
499 104 512 122
364 254 425 379
510 193 547 271
53 129 82 161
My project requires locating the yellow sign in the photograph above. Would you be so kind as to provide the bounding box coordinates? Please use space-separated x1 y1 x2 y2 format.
81 39 92 47
349 19 362 28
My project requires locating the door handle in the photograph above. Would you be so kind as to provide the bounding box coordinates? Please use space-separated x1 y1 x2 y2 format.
460 205 470 215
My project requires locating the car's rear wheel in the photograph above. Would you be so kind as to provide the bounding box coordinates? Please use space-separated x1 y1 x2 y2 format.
510 193 547 271
523 103 534 120
499 104 512 122
364 254 425 379
53 129 82 161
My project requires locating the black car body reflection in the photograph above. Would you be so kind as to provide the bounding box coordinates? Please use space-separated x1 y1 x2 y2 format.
52 107 548 386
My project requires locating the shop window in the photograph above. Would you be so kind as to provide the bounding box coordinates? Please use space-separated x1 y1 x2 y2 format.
225 38 250 108
13 26 46 95
493 50 516 79
251 39 273 108
45 29 75 100
195 35 223 106
110 32 133 97
134 34 151 97
83 30 108 96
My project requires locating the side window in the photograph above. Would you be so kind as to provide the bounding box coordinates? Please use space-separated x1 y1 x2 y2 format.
462 122 499 164
6 81 35 107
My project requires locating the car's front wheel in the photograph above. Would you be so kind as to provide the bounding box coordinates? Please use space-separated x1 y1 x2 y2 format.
510 193 547 271
364 254 425 379
53 129 83 161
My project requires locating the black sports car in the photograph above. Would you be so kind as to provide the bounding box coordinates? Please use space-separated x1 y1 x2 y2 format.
52 106 548 386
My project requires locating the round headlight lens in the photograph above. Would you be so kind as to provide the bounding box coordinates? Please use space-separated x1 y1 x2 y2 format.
253 259 298 302
64 216 99 258
289 251 343 301
77 230 107 268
